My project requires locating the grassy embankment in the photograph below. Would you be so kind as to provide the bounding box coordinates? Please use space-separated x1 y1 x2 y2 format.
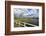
14 16 32 27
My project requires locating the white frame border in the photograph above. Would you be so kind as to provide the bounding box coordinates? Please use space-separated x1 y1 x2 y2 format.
11 5 42 31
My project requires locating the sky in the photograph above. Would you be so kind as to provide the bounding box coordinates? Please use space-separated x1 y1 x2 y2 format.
14 8 39 18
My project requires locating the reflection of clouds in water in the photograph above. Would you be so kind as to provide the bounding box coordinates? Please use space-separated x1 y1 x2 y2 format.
14 8 39 18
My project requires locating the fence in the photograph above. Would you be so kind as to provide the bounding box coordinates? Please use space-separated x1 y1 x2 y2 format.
14 20 37 27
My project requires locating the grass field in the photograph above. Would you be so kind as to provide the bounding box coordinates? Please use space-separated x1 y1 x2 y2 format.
14 16 39 27
14 16 34 27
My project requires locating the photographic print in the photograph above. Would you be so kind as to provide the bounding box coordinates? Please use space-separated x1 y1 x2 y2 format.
11 5 43 31
5 1 45 35
14 8 39 27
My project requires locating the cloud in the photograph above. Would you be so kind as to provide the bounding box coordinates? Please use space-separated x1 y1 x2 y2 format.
14 8 39 18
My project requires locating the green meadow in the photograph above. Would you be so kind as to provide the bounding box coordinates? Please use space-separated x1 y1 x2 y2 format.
14 16 32 27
